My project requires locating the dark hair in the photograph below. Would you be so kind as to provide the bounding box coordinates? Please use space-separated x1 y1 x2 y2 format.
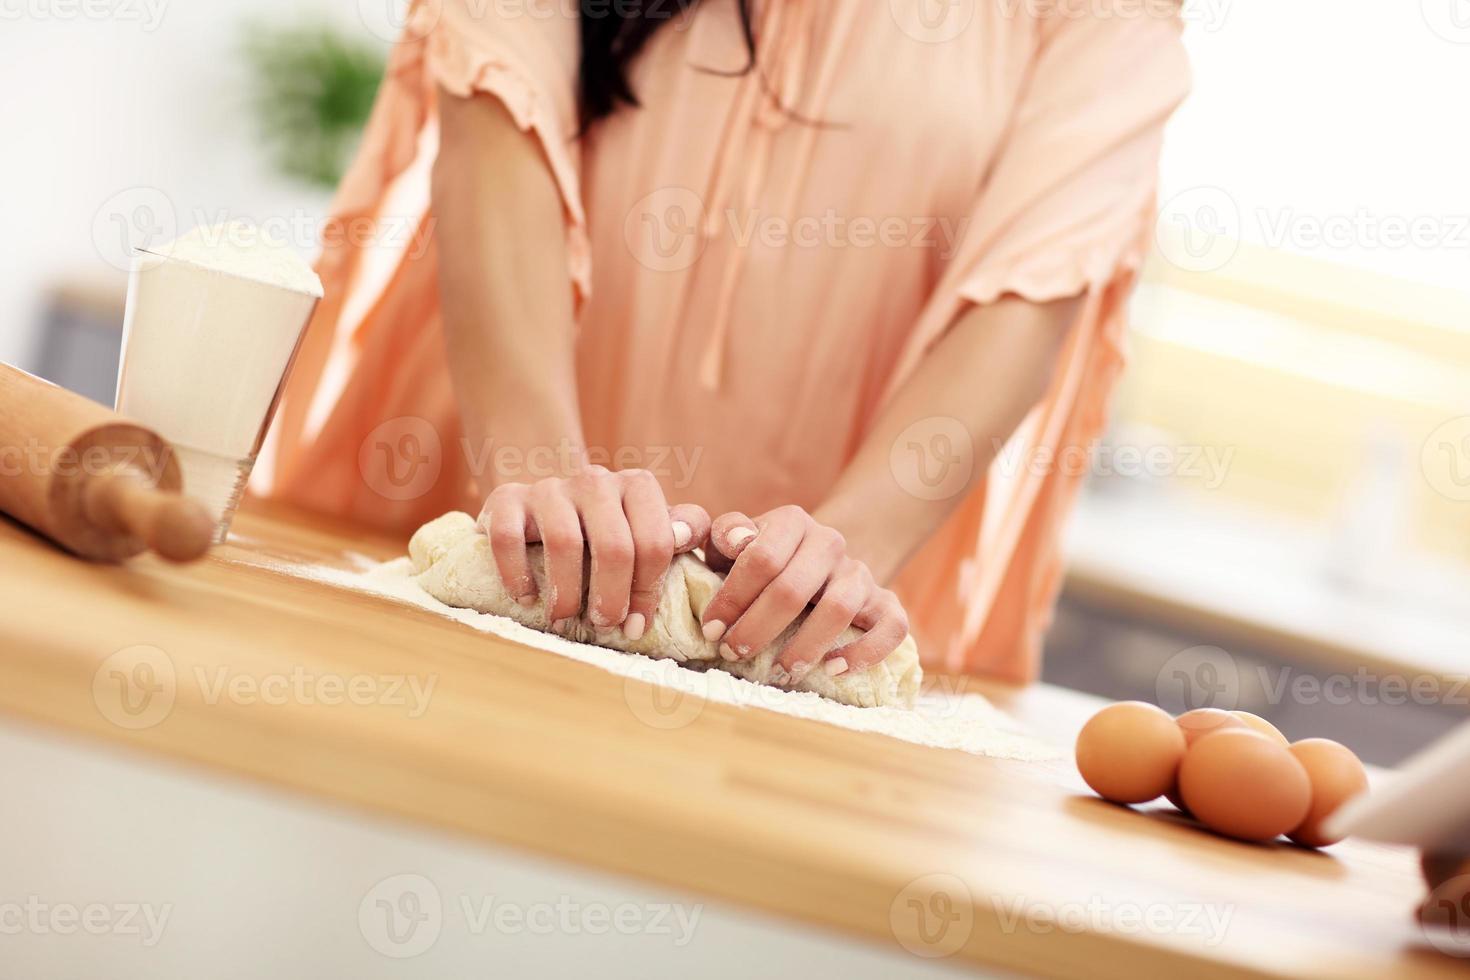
578 0 755 129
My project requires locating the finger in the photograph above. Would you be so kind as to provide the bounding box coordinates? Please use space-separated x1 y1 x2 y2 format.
528 481 584 623
667 502 711 555
621 472 675 640
777 560 869 682
724 525 845 662
701 508 805 655
482 488 536 606
574 472 636 629
826 593 910 674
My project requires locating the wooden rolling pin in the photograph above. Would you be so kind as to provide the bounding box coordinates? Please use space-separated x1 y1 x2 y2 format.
0 363 213 562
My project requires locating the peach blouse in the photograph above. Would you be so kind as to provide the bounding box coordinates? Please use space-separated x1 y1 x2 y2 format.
256 0 1189 681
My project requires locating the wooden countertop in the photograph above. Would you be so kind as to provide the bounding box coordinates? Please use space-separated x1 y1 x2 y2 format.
0 503 1458 979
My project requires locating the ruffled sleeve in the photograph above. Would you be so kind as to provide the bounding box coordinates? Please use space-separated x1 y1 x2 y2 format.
885 4 1190 678
256 0 589 509
885 2 1190 391
417 0 590 299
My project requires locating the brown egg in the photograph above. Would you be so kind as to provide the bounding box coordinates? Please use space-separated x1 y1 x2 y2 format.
1178 708 1246 746
1166 709 1247 811
1178 728 1311 842
1076 701 1185 804
1229 711 1289 745
1287 738 1368 848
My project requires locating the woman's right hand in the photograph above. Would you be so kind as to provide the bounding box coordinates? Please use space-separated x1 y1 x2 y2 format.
476 466 710 641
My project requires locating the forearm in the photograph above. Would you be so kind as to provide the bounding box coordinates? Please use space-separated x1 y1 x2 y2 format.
432 86 584 493
814 294 1080 583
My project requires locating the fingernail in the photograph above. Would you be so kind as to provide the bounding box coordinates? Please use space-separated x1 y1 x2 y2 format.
790 660 813 681
702 619 726 642
552 618 571 634
719 643 738 662
768 664 791 688
824 657 849 676
517 594 537 607
623 613 646 641
671 521 691 548
727 527 755 550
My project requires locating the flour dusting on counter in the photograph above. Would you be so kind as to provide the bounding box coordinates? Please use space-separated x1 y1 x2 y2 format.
259 555 1061 760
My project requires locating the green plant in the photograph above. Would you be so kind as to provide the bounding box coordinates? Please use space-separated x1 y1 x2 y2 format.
241 21 387 187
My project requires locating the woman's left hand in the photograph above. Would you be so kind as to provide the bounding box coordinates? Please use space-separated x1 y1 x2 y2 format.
699 506 909 685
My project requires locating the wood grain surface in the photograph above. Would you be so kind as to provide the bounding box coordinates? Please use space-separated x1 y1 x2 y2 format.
0 501 1457 979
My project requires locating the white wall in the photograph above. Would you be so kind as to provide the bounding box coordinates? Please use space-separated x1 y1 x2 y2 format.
0 0 392 369
1160 0 1470 292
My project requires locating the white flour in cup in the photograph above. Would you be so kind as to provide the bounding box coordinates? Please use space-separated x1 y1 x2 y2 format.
116 222 322 539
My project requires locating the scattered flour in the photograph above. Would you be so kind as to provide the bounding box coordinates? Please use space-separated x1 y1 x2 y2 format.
259 555 1061 761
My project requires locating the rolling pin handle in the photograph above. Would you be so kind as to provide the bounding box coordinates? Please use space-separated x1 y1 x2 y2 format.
83 468 215 563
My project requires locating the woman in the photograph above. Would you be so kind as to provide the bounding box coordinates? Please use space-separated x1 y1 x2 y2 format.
257 0 1189 682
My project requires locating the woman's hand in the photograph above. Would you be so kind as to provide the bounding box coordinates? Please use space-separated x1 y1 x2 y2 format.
477 466 710 640
699 506 910 684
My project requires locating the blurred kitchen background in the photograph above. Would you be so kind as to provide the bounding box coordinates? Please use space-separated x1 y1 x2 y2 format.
3 2 1469 766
